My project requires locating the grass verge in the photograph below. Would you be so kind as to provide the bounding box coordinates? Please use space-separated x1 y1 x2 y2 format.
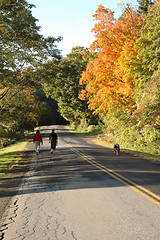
69 127 160 163
92 138 160 162
0 127 44 178
0 141 28 178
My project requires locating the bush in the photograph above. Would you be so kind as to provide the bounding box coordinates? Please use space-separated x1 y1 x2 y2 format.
101 122 160 155
0 124 25 148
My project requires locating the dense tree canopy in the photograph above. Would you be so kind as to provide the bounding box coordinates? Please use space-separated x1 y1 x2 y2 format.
41 46 97 125
136 1 160 90
0 0 62 146
133 1 160 129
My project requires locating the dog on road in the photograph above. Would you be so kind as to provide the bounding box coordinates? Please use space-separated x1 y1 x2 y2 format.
114 144 120 156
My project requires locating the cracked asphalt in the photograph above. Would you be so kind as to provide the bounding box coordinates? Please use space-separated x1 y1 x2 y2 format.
0 125 160 240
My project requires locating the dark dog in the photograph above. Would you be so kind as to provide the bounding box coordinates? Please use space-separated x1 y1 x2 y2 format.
114 144 120 156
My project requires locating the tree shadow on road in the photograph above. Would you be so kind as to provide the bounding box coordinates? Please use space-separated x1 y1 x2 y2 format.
0 142 160 200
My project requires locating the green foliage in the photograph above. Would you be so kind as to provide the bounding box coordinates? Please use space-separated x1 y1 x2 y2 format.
132 2 160 151
0 0 62 146
137 0 155 14
136 2 160 91
69 120 102 137
133 73 160 129
42 46 98 125
97 116 160 155
0 0 61 72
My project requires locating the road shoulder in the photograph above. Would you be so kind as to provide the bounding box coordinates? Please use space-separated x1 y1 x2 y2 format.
0 147 31 225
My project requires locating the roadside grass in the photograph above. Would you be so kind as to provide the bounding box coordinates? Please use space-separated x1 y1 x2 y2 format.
72 129 102 137
0 141 29 178
92 138 160 162
0 127 43 178
69 127 160 162
68 124 103 137
121 148 160 162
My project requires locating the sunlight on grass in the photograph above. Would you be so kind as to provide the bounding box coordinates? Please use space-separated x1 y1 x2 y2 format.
0 141 28 177
69 126 160 163
92 139 160 162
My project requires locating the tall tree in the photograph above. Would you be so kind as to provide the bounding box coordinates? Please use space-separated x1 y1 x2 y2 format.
136 1 160 92
79 5 143 116
0 0 61 102
0 0 62 145
133 1 160 129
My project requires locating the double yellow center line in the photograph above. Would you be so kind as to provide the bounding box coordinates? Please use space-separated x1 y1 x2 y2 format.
60 138 160 207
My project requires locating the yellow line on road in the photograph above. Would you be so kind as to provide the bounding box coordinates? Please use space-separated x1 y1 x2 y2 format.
60 138 160 207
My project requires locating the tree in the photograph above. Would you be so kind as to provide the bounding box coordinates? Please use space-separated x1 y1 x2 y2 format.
0 0 62 103
0 0 61 70
0 0 62 146
137 0 155 14
133 1 160 129
132 73 160 128
41 46 97 125
135 1 160 95
79 5 143 116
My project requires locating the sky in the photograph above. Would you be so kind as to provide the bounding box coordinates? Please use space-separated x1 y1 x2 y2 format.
28 0 138 57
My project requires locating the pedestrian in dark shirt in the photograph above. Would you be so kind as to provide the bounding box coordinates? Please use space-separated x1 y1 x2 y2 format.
49 129 58 153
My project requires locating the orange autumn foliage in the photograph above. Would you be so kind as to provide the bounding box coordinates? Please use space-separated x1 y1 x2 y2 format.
79 4 144 115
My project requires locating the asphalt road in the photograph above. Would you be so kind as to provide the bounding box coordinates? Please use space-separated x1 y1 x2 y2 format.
0 125 160 240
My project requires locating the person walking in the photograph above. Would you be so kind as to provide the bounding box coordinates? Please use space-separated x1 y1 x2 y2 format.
49 129 58 153
33 130 43 155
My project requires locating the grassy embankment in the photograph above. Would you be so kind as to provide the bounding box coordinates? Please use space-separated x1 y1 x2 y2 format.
0 142 28 178
0 131 34 178
69 126 160 163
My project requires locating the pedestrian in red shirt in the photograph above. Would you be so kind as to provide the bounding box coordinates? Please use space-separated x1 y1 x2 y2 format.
33 130 43 155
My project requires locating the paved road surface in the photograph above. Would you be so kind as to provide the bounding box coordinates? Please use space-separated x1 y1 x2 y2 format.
0 125 160 240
